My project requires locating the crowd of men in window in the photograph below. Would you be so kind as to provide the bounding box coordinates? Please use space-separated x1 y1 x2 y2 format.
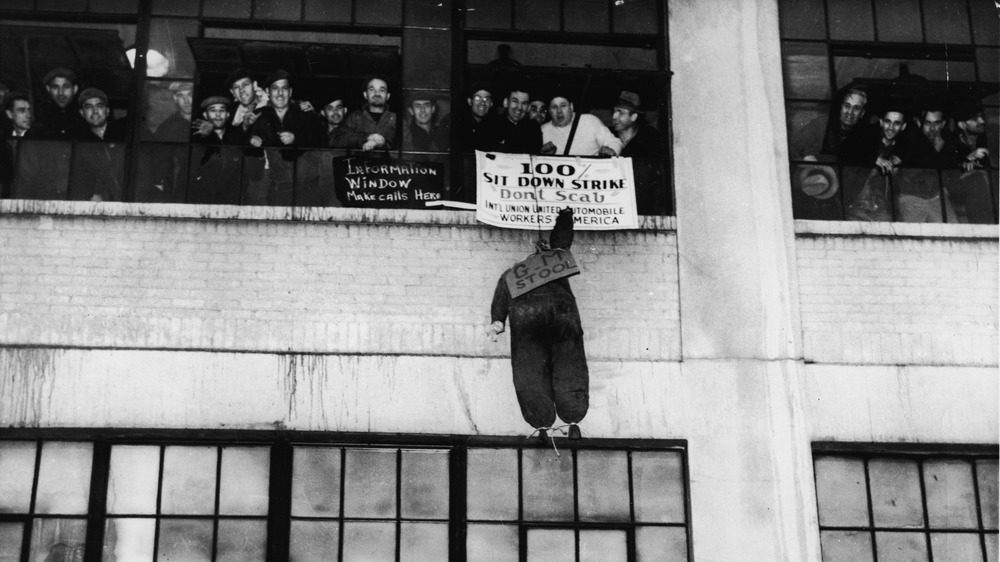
794 80 994 223
0 64 668 212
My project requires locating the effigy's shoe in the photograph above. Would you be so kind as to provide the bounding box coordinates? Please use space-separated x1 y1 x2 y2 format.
536 429 549 444
567 425 581 440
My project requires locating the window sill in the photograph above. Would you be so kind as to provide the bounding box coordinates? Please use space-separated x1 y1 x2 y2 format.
0 199 677 231
795 219 998 240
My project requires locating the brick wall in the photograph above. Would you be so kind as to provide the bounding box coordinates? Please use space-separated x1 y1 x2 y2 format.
797 225 998 366
0 201 681 361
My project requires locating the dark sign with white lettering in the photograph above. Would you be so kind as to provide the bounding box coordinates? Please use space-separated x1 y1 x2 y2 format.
333 156 444 208
505 250 581 298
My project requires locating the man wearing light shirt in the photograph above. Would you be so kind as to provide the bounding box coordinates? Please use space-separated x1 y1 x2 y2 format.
540 93 621 157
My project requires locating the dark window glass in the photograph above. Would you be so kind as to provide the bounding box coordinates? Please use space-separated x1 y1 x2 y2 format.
89 0 138 14
779 0 827 40
465 0 511 29
303 0 351 22
513 0 560 32
355 0 403 25
827 0 874 41
406 0 451 28
151 0 200 16
612 0 658 34
873 0 922 43
402 30 451 89
254 0 301 20
35 0 86 11
565 0 608 33
922 0 969 44
782 41 831 100
203 0 252 19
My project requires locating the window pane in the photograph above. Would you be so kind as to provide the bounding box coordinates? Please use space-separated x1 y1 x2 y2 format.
35 442 93 515
406 0 452 27
0 523 23 560
467 524 518 562
217 519 267 562
565 0 608 33
579 529 626 562
522 449 574 521
400 522 448 561
36 0 86 10
69 142 126 202
815 456 871 527
9 140 72 200
161 446 217 515
342 521 395 562
219 447 270 516
303 0 351 22
467 448 518 520
924 460 977 529
149 18 199 79
254 0 301 20
922 0 970 43
137 142 190 203
290 521 340 562
158 519 213 562
987 534 998 562
577 450 630 522
527 528 574 562
355 0 402 25
104 518 156 560
782 42 831 100
0 441 36 513
828 0 874 41
873 0 922 43
403 30 451 89
779 0 827 40
90 0 138 13
107 445 160 515
875 531 928 562
632 451 686 523
978 460 998 530
820 530 873 562
971 1 999 45
465 0 511 29
151 0 199 16
612 0 658 34
636 526 687 562
944 168 995 225
467 39 657 71
514 0 559 32
930 533 983 561
870 459 924 528
30 518 87 561
203 0 252 18
401 450 449 519
292 447 342 517
343 449 397 518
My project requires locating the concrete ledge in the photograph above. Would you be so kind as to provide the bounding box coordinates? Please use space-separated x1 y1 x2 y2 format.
795 219 998 240
0 199 676 231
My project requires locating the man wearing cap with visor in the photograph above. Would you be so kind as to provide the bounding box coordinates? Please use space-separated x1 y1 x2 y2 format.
611 91 659 158
72 87 126 201
76 88 127 142
190 96 245 204
321 96 350 148
34 67 86 139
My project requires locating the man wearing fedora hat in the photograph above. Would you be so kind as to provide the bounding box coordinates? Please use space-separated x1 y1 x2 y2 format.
402 93 448 151
611 91 660 158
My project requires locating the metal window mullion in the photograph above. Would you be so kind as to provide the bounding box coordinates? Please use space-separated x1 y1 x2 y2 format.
20 441 42 562
123 0 152 203
917 0 927 43
82 440 111 562
395 448 403 562
864 458 880 562
917 459 934 562
572 448 579 562
969 459 990 562
606 0 614 34
266 441 292 562
152 446 165 560
211 446 223 562
869 0 879 42
449 445 467 562
338 447 346 562
518 449 526 562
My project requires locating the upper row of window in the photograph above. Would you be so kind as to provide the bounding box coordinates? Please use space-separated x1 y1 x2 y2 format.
0 0 996 224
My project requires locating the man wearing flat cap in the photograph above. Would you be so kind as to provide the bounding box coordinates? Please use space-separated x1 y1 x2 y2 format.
247 69 323 204
189 96 245 204
321 96 351 148
611 91 660 158
402 94 448 152
154 81 207 142
72 87 126 201
34 67 86 139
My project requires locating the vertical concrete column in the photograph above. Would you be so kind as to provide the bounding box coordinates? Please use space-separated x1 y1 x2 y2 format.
669 0 817 560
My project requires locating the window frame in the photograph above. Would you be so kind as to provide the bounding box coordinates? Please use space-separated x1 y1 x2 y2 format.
0 428 691 562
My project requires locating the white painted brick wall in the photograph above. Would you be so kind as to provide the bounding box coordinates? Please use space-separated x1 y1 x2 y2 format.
797 234 998 366
0 202 681 361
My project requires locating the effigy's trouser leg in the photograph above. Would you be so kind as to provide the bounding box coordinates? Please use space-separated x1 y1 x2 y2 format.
552 335 589 424
510 334 556 429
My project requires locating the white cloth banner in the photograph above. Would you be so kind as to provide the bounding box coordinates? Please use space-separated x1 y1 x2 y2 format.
475 151 638 230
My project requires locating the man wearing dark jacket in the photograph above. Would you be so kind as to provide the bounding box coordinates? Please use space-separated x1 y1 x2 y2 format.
489 208 588 440
190 96 246 205
33 67 86 140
